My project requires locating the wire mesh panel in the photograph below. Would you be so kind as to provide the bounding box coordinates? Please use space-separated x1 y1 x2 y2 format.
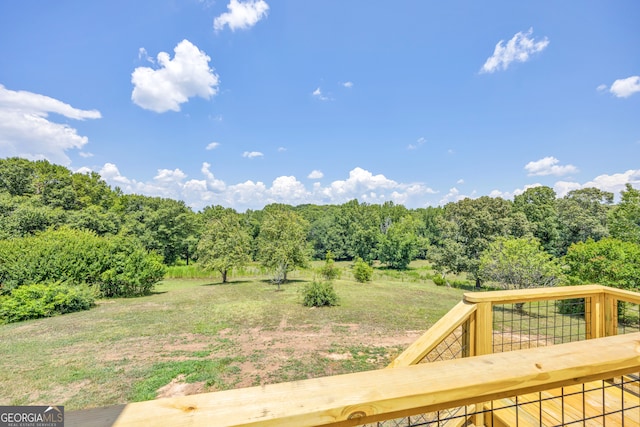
357 406 474 427
355 374 640 427
618 299 640 335
492 298 589 353
420 323 469 363
485 374 640 426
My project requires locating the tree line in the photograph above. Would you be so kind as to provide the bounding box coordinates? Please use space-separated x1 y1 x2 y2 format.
1 157 640 321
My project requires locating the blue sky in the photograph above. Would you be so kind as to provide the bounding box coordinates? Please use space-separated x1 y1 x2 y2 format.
0 1 638 211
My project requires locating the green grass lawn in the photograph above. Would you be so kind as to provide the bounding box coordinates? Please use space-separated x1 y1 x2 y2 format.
0 262 466 410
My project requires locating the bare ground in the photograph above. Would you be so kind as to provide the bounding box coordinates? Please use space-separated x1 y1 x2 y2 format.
103 318 425 398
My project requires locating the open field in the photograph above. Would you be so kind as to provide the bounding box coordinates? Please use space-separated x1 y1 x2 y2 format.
0 262 467 410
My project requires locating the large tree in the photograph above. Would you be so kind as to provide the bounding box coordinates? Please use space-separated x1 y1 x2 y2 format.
556 187 612 255
257 208 310 284
197 210 251 283
513 186 559 254
479 237 562 290
429 196 520 286
378 215 424 269
608 184 640 245
564 238 640 291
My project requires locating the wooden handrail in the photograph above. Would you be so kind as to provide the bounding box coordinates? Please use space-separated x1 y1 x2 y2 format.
68 332 640 427
463 284 606 304
387 300 476 367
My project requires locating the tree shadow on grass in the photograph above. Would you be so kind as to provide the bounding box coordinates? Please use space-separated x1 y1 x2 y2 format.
258 279 308 285
200 280 253 286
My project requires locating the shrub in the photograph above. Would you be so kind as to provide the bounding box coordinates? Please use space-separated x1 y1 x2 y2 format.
432 274 447 286
318 251 341 281
302 281 338 307
0 228 165 298
0 282 96 324
98 235 166 297
352 257 373 283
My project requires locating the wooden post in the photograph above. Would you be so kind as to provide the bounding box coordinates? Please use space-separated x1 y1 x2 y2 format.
604 293 618 337
473 301 493 426
474 302 493 356
587 293 604 339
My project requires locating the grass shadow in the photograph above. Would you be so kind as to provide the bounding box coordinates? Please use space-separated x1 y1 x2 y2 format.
201 280 253 286
258 279 309 285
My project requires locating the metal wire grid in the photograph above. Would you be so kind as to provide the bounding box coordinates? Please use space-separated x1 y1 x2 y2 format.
421 322 469 363
358 405 473 427
618 300 640 335
486 374 640 426
492 298 589 353
357 374 639 427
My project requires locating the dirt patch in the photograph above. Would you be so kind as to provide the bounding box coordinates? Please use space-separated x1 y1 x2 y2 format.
156 375 206 399
215 323 423 388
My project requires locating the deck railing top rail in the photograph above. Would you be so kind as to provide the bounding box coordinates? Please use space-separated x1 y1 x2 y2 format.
463 284 640 305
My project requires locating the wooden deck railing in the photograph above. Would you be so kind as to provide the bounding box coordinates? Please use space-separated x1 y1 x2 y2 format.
67 285 640 427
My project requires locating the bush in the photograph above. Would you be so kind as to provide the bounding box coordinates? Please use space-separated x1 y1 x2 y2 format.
0 282 96 324
352 257 373 283
432 274 447 286
318 251 341 281
0 228 165 298
98 235 166 297
302 281 338 307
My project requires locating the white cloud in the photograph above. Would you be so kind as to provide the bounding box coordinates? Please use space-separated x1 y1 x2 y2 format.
525 156 578 176
308 170 324 179
312 87 330 101
96 164 437 211
277 146 287 152
242 151 263 158
408 137 426 150
206 142 220 150
320 167 436 205
79 152 94 158
481 28 549 73
439 187 466 205
609 76 640 98
583 170 640 195
138 47 155 64
131 39 219 113
214 0 269 32
201 162 226 191
553 181 582 198
342 81 354 88
596 84 608 92
456 179 465 185
0 84 101 165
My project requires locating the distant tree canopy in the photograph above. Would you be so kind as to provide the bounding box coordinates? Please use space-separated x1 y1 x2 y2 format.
2 158 640 295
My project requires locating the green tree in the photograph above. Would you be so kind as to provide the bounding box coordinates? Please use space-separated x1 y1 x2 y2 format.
513 186 559 254
341 200 381 263
116 195 196 264
257 208 310 284
197 210 251 283
556 187 612 254
608 184 640 244
479 237 562 291
564 238 640 291
0 157 36 196
378 215 424 269
429 196 518 287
